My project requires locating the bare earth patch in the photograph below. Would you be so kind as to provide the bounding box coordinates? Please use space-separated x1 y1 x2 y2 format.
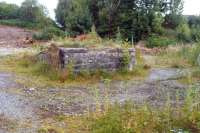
0 25 33 48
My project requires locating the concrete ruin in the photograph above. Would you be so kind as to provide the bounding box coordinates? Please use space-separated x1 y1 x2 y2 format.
38 44 136 72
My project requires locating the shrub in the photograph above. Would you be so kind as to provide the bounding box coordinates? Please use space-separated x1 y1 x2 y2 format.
33 27 65 40
120 50 131 72
163 29 178 38
115 27 123 44
179 44 200 66
147 34 177 48
177 23 191 42
191 27 200 42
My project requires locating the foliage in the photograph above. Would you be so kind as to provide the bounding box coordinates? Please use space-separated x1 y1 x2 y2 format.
56 0 184 41
187 15 200 28
147 34 177 48
191 26 200 42
152 12 164 34
180 44 200 66
177 23 191 42
164 14 185 29
0 2 19 19
0 0 56 30
115 27 123 43
55 0 92 36
120 49 131 72
19 0 47 23
33 27 65 40
155 43 200 68
91 87 200 133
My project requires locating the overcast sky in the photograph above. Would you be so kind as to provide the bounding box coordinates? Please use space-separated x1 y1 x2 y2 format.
0 0 200 19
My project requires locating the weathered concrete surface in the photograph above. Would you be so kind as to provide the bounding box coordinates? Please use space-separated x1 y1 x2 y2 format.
38 45 136 72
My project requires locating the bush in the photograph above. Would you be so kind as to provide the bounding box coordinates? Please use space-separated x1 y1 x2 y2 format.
177 23 191 42
120 50 131 72
147 34 177 48
191 27 200 42
163 29 178 38
33 27 65 40
179 44 200 66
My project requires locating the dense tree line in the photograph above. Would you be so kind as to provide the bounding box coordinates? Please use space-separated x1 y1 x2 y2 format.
0 2 19 19
1 0 200 43
0 0 52 28
55 0 185 41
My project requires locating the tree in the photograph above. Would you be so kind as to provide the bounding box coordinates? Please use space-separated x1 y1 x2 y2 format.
163 0 184 29
177 22 191 42
55 0 71 28
0 2 20 19
56 0 92 36
20 0 47 22
104 0 121 37
187 15 200 28
55 0 184 41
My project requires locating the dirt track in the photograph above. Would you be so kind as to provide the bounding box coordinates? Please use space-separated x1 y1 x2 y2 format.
0 25 33 48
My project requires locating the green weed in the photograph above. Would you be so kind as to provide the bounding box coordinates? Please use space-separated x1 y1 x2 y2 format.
91 87 200 133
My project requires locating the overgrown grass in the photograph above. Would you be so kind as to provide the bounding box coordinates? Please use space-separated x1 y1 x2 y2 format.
154 44 200 68
33 27 66 41
147 34 177 48
55 31 132 49
37 86 200 133
91 94 200 133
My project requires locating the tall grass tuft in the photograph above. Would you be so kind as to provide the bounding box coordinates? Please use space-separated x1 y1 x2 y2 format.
91 87 200 133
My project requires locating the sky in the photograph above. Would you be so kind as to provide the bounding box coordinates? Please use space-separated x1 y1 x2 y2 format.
0 0 200 19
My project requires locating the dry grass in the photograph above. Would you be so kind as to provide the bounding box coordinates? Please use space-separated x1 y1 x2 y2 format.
0 114 18 131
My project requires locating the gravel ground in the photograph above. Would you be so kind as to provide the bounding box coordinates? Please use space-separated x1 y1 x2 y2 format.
0 73 40 133
0 68 189 132
21 68 188 115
